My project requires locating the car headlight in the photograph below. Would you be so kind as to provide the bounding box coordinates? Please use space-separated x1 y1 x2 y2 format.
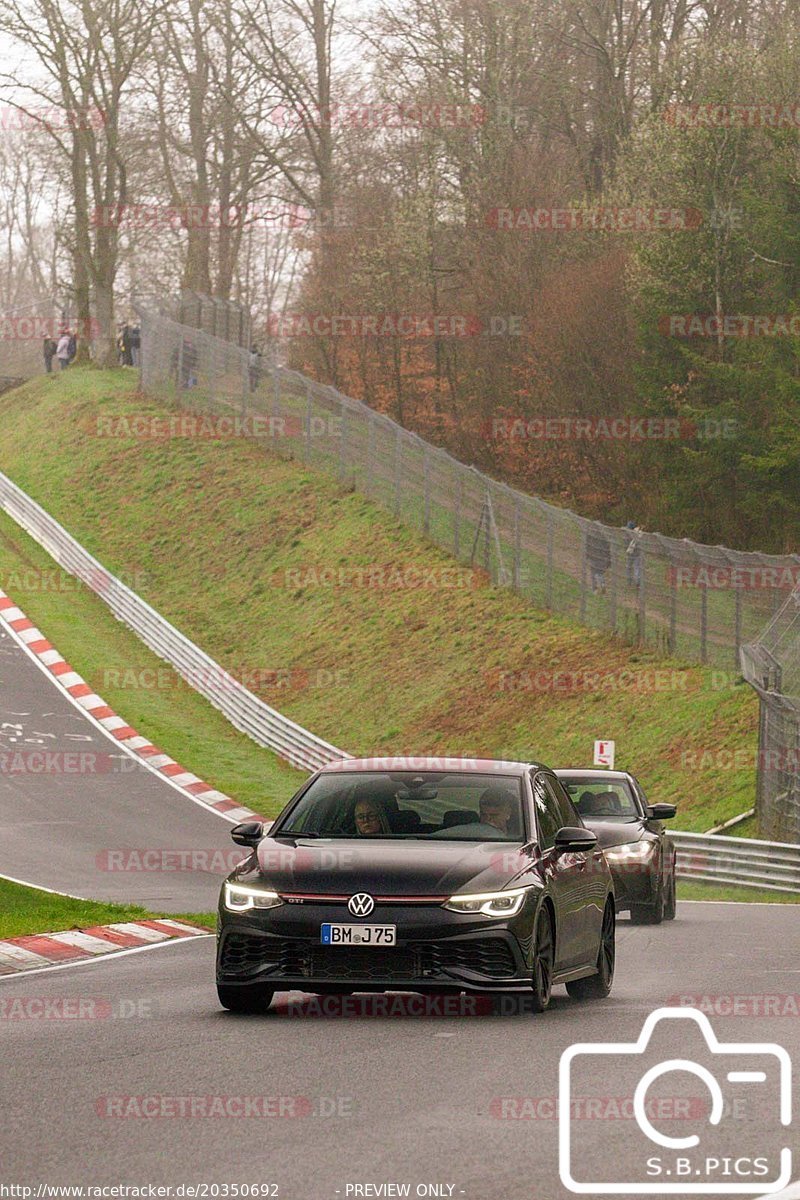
444 888 528 917
604 842 655 861
223 882 283 912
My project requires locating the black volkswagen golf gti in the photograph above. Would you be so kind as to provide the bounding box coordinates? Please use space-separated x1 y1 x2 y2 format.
216 757 615 1013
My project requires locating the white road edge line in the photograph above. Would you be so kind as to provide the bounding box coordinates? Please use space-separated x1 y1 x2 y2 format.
0 618 241 825
0 932 214 982
0 870 92 901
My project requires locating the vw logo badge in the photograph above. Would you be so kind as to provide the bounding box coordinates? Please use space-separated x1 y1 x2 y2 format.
348 893 375 917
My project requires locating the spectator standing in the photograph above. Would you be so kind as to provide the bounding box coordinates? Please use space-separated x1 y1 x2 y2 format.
55 332 71 370
625 520 643 587
586 525 612 595
43 336 57 374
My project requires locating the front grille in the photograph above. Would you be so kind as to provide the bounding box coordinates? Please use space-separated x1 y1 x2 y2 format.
220 933 276 975
269 937 518 981
420 939 517 978
221 933 519 981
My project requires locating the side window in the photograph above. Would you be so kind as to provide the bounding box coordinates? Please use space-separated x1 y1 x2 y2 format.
531 772 561 849
547 776 582 828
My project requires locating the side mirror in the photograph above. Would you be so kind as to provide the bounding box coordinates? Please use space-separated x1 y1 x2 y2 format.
554 826 597 853
647 804 676 820
230 821 264 847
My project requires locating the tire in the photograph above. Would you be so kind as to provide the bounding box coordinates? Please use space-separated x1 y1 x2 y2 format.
566 899 615 1001
217 983 274 1013
663 864 677 921
629 874 664 925
529 905 555 1013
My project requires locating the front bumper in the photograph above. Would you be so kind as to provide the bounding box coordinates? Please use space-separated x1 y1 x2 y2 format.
606 854 660 910
216 901 535 992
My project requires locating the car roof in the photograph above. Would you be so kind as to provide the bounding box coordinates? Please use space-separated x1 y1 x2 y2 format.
554 768 635 782
319 756 548 777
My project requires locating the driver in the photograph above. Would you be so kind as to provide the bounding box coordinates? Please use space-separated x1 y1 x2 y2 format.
354 797 391 836
478 787 515 834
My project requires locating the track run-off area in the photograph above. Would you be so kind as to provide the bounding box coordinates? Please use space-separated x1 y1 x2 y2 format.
0 585 798 1199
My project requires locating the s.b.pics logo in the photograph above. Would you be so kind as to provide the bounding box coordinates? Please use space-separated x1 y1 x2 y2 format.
559 1007 792 1194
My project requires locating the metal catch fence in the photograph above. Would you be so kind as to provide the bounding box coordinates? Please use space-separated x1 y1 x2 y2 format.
741 593 800 842
137 304 800 674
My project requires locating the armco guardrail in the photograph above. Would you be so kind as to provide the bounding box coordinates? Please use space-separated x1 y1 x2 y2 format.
669 830 800 893
0 470 345 772
0 469 797 889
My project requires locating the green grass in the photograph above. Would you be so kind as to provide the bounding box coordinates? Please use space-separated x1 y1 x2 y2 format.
0 368 762 833
0 875 214 940
0 509 305 817
677 880 800 904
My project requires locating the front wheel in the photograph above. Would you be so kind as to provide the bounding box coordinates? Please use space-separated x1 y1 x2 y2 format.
529 905 555 1013
566 900 615 1001
629 874 664 925
663 865 677 920
217 983 275 1013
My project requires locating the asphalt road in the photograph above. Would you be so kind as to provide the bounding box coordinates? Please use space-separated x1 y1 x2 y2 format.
0 623 237 911
1 902 797 1200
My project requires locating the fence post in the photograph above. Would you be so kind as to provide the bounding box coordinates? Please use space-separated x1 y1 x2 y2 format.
638 549 647 644
700 584 708 663
305 384 313 461
734 586 742 670
669 563 677 653
366 411 375 496
271 369 280 445
423 446 431 536
580 530 588 621
394 427 402 518
608 540 617 632
483 489 491 574
241 353 249 418
339 401 348 481
546 509 554 609
513 498 521 591
454 471 463 558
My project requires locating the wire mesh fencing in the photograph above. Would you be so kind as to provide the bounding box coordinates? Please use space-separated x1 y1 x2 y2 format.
137 303 800 679
741 592 800 841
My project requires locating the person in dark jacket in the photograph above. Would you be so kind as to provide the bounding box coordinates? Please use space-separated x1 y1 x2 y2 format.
586 525 612 594
67 331 77 363
43 336 57 374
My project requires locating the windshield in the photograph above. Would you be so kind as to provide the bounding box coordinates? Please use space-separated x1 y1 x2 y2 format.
275 771 525 841
560 778 641 821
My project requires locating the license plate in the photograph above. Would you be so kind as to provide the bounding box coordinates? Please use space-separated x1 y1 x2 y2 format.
321 923 397 946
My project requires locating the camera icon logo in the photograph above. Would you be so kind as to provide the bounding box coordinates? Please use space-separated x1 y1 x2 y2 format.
559 1007 792 1194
